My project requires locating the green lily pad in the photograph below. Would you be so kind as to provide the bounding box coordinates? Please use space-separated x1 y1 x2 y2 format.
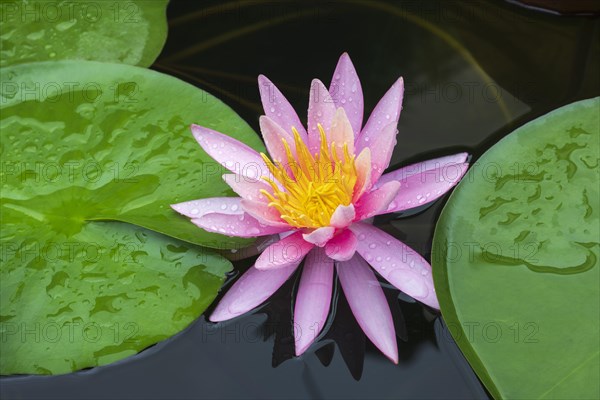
0 0 169 67
0 60 264 248
433 98 599 399
0 219 231 375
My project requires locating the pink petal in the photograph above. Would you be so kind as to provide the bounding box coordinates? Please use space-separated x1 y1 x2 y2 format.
171 197 243 219
240 199 288 228
210 261 300 322
255 231 313 270
356 77 404 147
192 212 288 238
337 255 398 364
302 226 335 247
325 229 357 261
258 75 308 141
191 124 268 180
329 52 363 135
223 174 272 203
364 121 398 183
294 247 334 355
355 181 401 220
259 116 296 166
381 163 469 215
350 223 439 309
329 204 356 228
376 153 469 187
329 107 355 157
307 79 336 155
353 147 372 201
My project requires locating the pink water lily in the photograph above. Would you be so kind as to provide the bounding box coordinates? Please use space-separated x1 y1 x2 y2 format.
172 53 469 363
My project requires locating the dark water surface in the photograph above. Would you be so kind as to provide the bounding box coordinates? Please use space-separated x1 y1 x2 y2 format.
2 0 598 398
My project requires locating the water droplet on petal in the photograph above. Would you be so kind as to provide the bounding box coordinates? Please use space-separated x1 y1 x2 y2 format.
404 276 428 298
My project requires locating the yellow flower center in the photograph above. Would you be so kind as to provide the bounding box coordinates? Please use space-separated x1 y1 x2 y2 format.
260 126 357 229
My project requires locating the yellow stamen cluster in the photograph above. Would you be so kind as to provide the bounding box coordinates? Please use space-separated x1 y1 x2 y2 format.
260 125 357 228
